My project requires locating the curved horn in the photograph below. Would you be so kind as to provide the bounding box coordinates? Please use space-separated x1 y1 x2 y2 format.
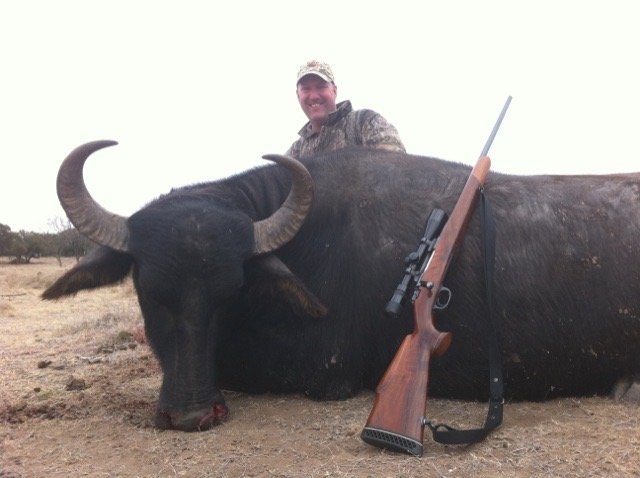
56 140 130 252
253 154 314 255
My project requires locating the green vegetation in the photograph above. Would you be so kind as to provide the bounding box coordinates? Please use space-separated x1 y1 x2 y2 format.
0 219 92 264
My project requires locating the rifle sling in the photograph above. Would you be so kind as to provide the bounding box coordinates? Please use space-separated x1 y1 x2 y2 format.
426 189 504 445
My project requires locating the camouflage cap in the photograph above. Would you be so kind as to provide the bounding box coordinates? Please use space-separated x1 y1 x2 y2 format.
296 60 335 84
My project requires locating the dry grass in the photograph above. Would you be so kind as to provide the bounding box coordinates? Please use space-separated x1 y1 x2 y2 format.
1 257 639 477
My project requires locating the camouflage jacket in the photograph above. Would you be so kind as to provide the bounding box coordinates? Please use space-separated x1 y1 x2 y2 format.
286 100 406 158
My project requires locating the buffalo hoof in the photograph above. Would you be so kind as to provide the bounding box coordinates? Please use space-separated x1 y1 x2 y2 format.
154 403 229 431
611 376 640 403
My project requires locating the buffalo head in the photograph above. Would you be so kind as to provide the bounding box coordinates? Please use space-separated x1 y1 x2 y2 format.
43 140 325 431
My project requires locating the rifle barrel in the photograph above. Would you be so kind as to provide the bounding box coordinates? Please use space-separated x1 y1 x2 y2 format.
480 96 512 158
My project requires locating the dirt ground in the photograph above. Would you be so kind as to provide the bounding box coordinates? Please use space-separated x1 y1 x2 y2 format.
1 257 639 477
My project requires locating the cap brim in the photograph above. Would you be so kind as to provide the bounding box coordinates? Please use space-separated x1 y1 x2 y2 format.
297 72 332 83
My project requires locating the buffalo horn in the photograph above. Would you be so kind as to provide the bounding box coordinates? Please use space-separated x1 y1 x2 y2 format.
253 154 314 254
56 140 130 252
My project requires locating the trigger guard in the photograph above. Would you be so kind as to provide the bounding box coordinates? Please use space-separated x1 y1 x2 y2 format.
434 287 452 310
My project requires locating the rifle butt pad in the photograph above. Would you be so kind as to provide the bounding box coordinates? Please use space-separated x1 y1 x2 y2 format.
361 426 423 456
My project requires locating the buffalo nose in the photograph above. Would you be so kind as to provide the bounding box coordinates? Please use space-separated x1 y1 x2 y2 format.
154 404 230 431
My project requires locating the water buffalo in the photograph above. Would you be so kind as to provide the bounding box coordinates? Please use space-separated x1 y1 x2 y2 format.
43 140 640 432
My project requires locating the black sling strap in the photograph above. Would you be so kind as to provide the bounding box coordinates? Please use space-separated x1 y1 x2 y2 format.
426 189 504 445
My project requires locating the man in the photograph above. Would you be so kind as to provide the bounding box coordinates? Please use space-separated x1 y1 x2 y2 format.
286 60 406 158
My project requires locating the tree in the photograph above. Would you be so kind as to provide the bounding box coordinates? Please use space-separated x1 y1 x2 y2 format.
0 223 13 256
10 230 48 263
47 216 92 264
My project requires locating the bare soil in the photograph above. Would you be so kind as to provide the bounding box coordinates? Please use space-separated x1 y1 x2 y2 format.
1 257 639 477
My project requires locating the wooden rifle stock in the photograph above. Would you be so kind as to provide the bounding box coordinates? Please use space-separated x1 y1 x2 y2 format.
361 156 491 456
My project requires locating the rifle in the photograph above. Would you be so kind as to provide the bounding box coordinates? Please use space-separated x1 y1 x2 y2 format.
361 97 511 456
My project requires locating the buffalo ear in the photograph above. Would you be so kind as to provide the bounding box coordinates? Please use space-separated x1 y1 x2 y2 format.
243 254 327 318
42 246 133 300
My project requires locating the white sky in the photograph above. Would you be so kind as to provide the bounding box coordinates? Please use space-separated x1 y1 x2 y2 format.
1 1 639 232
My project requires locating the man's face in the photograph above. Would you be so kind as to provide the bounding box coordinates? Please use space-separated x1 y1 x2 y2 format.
296 75 338 128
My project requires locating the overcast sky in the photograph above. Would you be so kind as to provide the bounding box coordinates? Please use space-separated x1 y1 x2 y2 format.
1 1 638 232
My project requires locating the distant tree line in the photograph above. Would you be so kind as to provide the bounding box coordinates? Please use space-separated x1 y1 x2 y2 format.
0 218 92 265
